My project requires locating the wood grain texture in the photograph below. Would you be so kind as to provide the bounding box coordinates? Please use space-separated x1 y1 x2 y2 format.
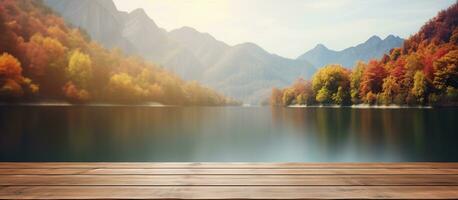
0 163 457 199
2 168 458 175
1 186 458 199
2 174 458 186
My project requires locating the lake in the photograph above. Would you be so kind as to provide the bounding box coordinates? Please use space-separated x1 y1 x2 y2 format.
0 105 457 162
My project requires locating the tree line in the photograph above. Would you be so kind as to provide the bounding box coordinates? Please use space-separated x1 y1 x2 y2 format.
0 0 240 105
271 3 458 107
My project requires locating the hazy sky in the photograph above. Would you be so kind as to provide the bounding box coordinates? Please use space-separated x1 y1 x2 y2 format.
113 0 455 59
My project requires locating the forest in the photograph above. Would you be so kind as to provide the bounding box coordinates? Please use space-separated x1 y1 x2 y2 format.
0 0 239 105
271 3 458 107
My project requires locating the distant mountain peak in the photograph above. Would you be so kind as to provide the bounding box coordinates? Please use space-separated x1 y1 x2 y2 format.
385 34 402 41
366 35 382 43
126 8 159 29
130 8 147 16
91 0 119 11
236 42 265 51
314 43 329 50
297 35 403 68
176 26 198 33
129 8 152 22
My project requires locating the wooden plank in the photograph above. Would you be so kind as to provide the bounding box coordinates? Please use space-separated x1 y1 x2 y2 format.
1 162 458 169
0 169 89 175
1 186 457 199
1 175 457 186
1 163 457 199
2 168 458 175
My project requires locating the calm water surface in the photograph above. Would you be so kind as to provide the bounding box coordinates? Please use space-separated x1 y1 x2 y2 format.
0 106 457 162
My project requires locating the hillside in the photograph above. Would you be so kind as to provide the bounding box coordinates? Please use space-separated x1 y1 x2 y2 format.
43 0 135 53
272 3 458 106
43 0 315 104
0 0 238 105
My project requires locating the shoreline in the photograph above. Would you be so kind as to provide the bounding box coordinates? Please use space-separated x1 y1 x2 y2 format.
1 102 455 109
288 104 435 109
0 102 173 107
0 102 244 107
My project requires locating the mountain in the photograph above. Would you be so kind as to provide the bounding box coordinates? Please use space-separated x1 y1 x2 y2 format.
169 26 230 68
45 0 206 81
44 0 135 53
43 0 315 104
168 28 315 103
297 35 404 68
121 9 206 80
202 43 314 103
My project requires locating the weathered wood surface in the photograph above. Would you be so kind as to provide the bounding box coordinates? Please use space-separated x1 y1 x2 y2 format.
0 163 457 199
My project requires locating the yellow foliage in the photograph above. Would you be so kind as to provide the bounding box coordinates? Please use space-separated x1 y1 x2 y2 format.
67 50 93 88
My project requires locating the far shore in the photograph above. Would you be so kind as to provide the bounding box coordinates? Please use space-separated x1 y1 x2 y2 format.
0 101 245 107
2 102 457 109
0 101 173 107
287 104 435 109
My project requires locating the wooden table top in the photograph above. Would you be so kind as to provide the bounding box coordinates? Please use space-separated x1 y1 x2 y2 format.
0 162 457 199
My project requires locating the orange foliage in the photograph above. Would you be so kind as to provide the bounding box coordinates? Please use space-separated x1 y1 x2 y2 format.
62 82 89 102
360 60 387 100
0 52 22 81
0 0 237 105
275 2 458 106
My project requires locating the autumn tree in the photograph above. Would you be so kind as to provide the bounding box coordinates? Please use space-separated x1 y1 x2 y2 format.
380 76 400 104
273 3 458 107
350 61 366 104
294 80 314 105
26 33 67 76
433 50 458 92
62 82 89 102
360 60 387 104
270 87 283 106
312 64 351 105
403 54 425 103
0 53 38 99
0 53 24 98
282 88 295 105
67 50 93 88
0 0 237 105
107 73 145 102
411 71 428 104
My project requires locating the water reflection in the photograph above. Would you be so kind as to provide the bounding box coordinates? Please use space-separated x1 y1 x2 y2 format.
0 106 457 162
